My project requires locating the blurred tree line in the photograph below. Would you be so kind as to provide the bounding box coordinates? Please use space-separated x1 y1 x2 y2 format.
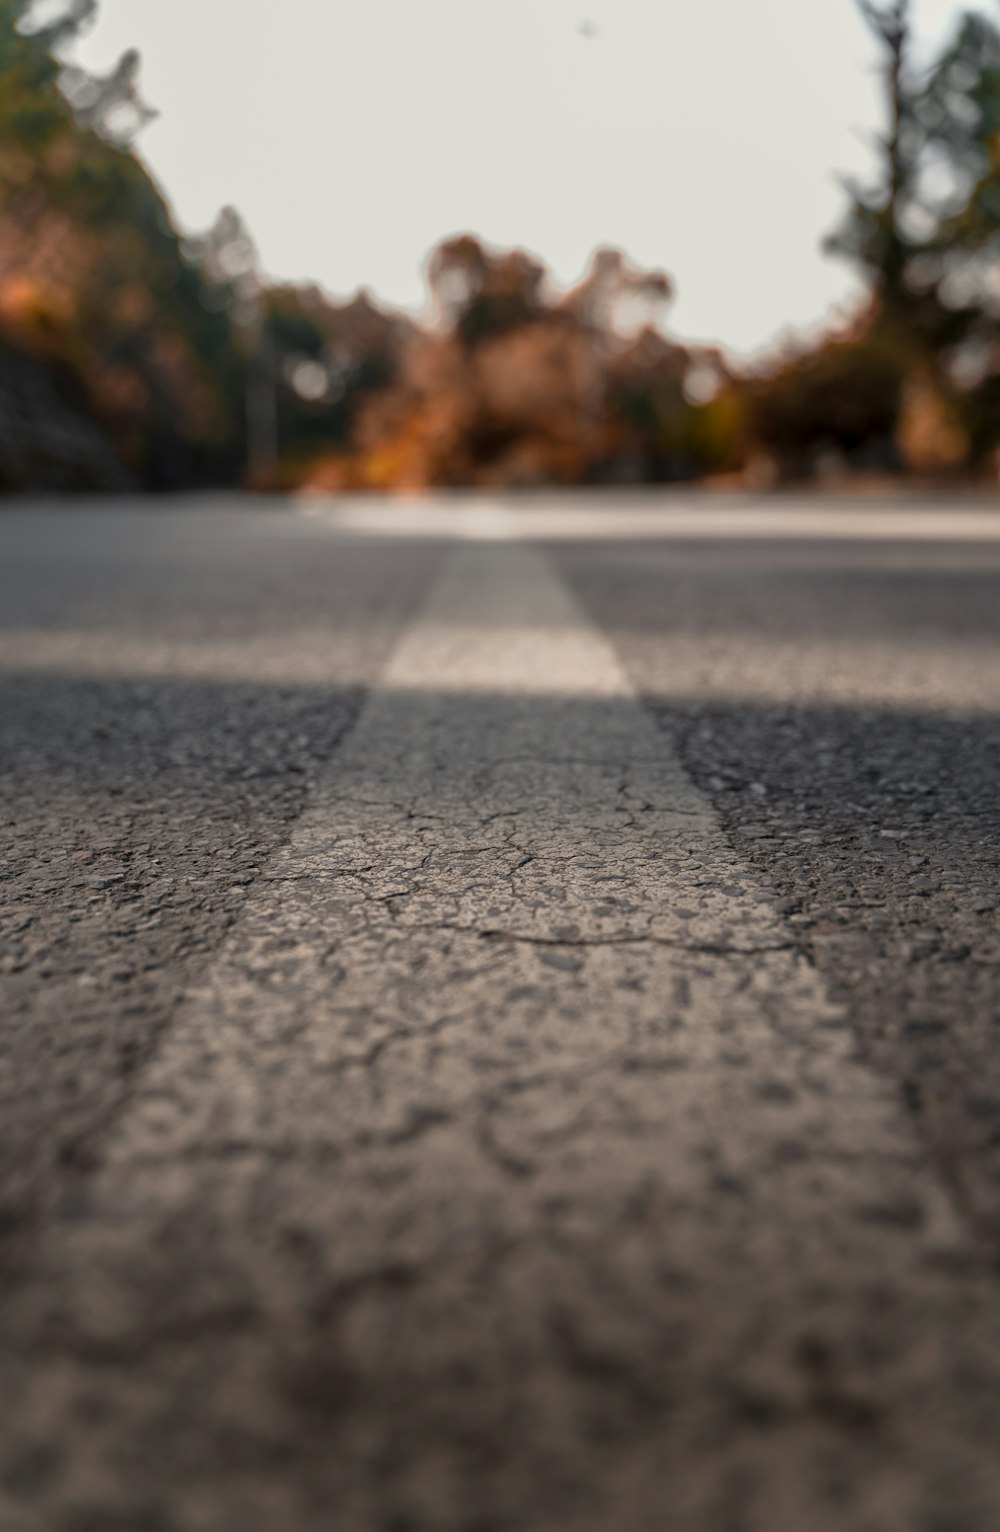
2 0 999 493
0 0 410 491
310 238 740 491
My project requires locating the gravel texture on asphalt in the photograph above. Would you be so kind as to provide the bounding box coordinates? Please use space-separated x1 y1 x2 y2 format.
555 533 1000 1258
4 523 1000 1532
4 502 1000 1532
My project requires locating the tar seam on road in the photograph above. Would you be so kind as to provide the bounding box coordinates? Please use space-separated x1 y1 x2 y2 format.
6 536 1000 1532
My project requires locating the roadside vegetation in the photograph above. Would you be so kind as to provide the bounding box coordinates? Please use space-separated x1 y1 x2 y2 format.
1 0 998 492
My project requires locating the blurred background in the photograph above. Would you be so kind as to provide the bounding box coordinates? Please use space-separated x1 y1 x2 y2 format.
2 0 999 495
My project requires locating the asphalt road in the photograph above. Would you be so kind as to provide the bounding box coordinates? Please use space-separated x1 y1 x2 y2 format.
2 494 1000 1532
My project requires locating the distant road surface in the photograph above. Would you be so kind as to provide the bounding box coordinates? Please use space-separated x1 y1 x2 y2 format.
3 493 1000 1532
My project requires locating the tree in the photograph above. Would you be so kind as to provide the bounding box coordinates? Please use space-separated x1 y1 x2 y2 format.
564 247 673 337
427 235 546 346
827 2 918 315
819 1 1000 473
0 0 249 486
917 12 1000 461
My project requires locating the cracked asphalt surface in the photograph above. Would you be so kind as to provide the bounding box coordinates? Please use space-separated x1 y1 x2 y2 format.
2 496 1000 1532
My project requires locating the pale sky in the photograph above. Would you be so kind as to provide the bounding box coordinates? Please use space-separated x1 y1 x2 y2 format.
69 0 992 359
